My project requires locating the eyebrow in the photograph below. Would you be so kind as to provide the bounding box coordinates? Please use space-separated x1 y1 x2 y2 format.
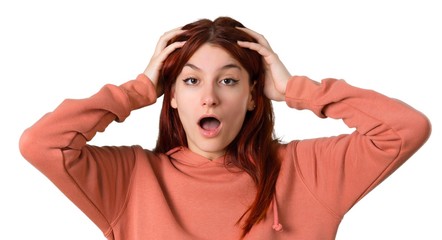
183 63 242 71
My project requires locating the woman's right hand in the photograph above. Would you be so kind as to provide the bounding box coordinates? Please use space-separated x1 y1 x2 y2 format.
143 27 186 97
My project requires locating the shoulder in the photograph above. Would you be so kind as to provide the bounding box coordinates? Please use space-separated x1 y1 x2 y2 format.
275 140 301 159
129 145 174 171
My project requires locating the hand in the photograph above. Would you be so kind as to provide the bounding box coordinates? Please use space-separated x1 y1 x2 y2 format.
143 27 186 97
237 27 291 101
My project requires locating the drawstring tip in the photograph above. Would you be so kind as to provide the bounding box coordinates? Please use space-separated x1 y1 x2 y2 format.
272 223 283 232
272 193 283 232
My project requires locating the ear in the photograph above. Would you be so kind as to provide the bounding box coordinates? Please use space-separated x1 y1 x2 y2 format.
171 84 178 109
247 81 256 111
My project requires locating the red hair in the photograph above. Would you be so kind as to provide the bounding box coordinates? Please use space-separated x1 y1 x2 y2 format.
154 17 281 237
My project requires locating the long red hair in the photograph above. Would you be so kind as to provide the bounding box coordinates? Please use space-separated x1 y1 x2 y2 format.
154 17 281 237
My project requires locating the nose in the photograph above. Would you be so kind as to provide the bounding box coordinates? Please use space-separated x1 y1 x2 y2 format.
201 84 219 107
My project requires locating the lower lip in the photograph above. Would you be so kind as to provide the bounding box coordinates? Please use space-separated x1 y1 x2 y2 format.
199 124 222 138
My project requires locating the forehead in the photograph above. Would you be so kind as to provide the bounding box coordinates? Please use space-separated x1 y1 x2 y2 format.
184 43 243 72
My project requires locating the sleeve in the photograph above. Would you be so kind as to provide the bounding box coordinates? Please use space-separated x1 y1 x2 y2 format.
285 76 431 217
18 73 158 234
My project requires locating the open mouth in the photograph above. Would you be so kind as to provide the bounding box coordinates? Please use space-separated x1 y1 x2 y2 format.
199 117 221 131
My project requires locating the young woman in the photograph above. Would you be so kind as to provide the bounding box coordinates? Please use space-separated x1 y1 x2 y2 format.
19 17 431 239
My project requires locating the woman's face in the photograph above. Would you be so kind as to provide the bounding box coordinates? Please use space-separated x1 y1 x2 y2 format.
171 43 255 160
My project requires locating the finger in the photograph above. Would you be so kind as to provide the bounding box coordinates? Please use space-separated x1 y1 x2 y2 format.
156 41 186 63
154 28 185 55
237 41 274 60
146 41 186 75
153 27 186 56
236 27 271 49
144 41 185 84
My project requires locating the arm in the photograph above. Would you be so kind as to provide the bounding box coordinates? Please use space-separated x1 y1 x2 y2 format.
238 27 431 217
285 75 431 216
19 74 157 232
19 27 186 233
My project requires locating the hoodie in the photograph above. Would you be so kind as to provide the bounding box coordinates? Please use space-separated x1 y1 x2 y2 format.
19 73 431 239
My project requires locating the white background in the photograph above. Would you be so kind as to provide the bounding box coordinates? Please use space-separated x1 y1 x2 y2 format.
1 0 440 239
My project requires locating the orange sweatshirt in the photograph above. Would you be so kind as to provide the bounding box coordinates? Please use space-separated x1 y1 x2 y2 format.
19 74 431 239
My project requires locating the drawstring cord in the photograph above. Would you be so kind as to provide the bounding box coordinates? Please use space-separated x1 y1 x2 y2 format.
272 194 283 232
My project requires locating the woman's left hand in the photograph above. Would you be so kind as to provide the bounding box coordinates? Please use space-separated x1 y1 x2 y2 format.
237 27 291 101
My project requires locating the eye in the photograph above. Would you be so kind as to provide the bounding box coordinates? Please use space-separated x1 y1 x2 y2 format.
183 77 199 85
220 78 239 86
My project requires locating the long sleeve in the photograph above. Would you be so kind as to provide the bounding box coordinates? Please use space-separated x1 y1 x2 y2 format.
19 74 157 234
284 76 431 218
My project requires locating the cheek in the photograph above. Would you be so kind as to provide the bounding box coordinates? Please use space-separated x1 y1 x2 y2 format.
174 92 198 124
172 85 196 108
222 95 249 123
227 88 252 109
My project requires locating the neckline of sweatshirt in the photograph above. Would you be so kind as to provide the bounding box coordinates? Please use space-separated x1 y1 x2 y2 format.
164 146 246 183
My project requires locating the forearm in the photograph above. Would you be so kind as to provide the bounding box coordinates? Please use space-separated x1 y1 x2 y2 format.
19 74 157 171
285 75 431 156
